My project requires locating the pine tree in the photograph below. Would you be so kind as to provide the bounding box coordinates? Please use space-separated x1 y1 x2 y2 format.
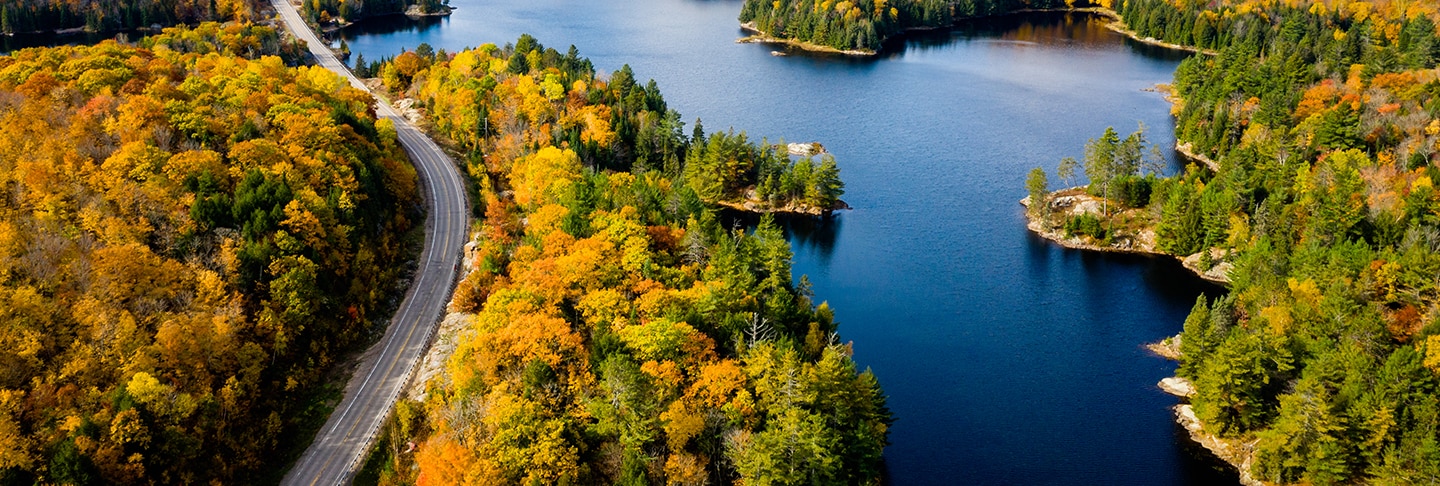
352 52 367 77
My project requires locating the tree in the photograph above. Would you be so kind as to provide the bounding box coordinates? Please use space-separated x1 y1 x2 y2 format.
1084 126 1121 215
353 52 367 77
810 155 844 209
730 407 841 485
0 31 421 482
1026 167 1050 218
1057 156 1078 188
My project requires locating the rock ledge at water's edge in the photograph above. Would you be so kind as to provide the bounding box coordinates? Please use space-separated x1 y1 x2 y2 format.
1150 336 1266 486
1020 190 1231 284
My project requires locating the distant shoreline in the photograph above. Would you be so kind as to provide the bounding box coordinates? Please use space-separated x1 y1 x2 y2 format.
737 22 877 56
738 7 1217 58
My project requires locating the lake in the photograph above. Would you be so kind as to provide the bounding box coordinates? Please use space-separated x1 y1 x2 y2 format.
348 2 1235 484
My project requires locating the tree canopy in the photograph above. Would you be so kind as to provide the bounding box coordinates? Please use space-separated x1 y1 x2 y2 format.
358 36 888 486
1029 0 1440 482
0 23 420 483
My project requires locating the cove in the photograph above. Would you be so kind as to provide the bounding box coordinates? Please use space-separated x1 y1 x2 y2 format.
340 2 1238 484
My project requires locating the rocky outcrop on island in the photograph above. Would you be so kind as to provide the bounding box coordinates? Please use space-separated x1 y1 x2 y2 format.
1023 189 1234 284
1145 333 1182 360
405 4 454 17
1176 141 1220 172
1021 189 1159 254
785 141 827 156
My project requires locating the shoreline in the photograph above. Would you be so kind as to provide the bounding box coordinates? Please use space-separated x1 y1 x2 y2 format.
1020 194 1231 285
737 22 876 56
1151 341 1265 486
319 5 455 34
1176 141 1220 172
1078 8 1219 56
1026 186 1253 483
716 197 851 217
738 7 1217 58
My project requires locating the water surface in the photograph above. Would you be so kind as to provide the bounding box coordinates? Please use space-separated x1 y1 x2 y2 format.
335 4 1240 484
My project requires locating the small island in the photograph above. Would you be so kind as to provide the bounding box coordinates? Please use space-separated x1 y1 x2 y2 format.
1021 125 1234 284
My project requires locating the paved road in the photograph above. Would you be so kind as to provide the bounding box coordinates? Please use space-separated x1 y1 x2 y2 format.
268 1 469 484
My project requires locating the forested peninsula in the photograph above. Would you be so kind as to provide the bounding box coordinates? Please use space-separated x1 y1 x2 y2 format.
1024 0 1440 483
347 36 887 485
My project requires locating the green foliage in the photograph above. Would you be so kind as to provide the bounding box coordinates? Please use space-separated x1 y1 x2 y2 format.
738 0 1081 51
1111 174 1155 208
1026 167 1049 217
1100 0 1440 481
1063 213 1106 240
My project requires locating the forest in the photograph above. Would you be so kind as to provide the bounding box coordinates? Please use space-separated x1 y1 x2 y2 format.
0 0 261 35
737 0 1087 52
0 22 423 483
1028 0 1440 482
354 36 888 485
299 0 450 28
0 0 445 35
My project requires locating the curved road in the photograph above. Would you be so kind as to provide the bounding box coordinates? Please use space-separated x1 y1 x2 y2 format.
269 1 469 484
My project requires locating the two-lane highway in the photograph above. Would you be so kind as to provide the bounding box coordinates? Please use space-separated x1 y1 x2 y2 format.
269 1 469 484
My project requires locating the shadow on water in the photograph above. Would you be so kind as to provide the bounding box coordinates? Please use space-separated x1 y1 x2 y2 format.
1173 418 1245 483
1024 226 1226 298
338 14 447 42
868 11 1196 62
719 208 842 263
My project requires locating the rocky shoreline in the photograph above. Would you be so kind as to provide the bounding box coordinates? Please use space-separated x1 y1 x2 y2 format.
737 22 876 56
1021 191 1232 284
1029 188 1252 480
318 4 454 34
739 7 1216 59
1151 336 1266 486
1080 8 1219 56
717 197 851 217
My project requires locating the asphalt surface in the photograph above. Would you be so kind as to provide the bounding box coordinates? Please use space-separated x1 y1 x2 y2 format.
268 1 469 484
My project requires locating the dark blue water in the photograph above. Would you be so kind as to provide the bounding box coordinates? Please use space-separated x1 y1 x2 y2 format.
338 3 1238 484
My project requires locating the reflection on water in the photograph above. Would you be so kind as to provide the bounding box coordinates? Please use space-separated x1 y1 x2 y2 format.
338 14 445 43
720 209 842 264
